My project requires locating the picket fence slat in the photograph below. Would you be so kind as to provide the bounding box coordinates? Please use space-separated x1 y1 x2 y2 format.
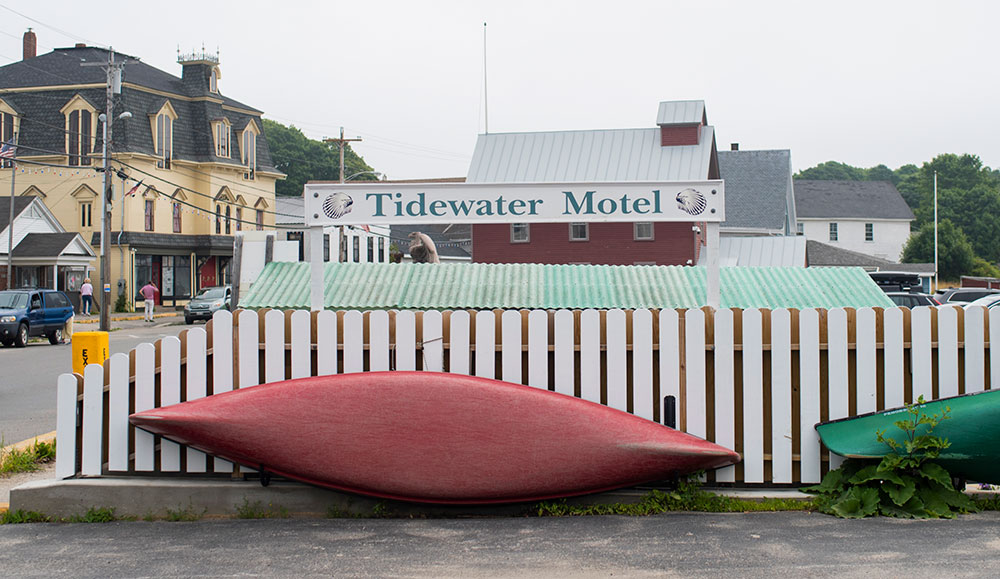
343 310 364 373
606 310 628 412
911 308 933 401
238 310 260 388
528 310 548 390
554 310 574 397
659 309 680 426
742 309 764 483
684 309 706 438
55 373 77 479
449 311 471 375
580 309 601 403
798 309 822 484
965 307 985 393
771 309 792 483
316 310 338 376
370 310 390 372
108 353 130 472
475 311 495 379
212 310 234 472
938 306 959 398
185 328 208 473
81 364 103 476
856 309 877 414
883 308 905 409
423 311 444 372
264 310 285 384
134 342 156 472
632 309 654 421
396 311 416 371
713 308 736 483
290 310 311 380
827 308 849 470
502 310 522 383
160 337 182 472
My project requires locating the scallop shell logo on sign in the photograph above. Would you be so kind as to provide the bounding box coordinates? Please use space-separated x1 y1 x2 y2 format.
675 188 707 216
323 192 354 219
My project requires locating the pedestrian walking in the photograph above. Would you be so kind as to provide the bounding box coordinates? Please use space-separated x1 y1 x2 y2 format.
80 278 93 315
62 312 74 344
139 280 159 322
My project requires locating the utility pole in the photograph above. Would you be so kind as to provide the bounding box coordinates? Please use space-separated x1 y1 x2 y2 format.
6 131 17 291
323 127 362 262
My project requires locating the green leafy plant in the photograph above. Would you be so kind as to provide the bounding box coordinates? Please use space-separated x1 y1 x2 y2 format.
164 504 206 522
0 439 56 475
803 397 978 519
235 498 289 519
0 509 51 524
65 506 117 523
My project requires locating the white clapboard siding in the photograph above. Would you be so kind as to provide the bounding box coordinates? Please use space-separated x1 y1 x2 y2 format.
108 353 130 472
770 309 792 483
883 308 905 409
528 310 548 390
606 310 628 412
396 311 417 371
81 364 104 476
742 309 764 483
911 307 933 401
449 311 471 375
965 306 985 394
212 310 234 472
713 308 736 483
501 310 522 383
290 310 311 379
369 310 391 372
422 311 444 372
827 308 849 470
856 308 877 415
632 309 654 421
159 336 182 472
264 310 286 384
134 342 156 472
659 309 681 427
316 310 338 376
185 328 208 473
55 373 78 479
238 310 260 388
475 311 496 379
684 308 706 438
580 310 601 404
554 310 575 397
938 306 959 398
343 310 364 373
798 309 822 484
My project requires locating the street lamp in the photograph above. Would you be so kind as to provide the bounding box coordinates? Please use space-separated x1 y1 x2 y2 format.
345 170 382 181
98 110 131 331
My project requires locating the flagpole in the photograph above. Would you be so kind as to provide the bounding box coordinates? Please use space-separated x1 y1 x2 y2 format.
6 132 17 290
934 171 938 292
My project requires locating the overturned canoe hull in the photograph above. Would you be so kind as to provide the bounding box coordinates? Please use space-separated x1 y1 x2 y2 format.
816 388 1000 484
131 371 740 504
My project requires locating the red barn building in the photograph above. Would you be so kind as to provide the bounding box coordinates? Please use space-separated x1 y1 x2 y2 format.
467 100 720 265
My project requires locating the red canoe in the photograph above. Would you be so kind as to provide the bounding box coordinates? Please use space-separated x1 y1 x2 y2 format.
130 372 740 504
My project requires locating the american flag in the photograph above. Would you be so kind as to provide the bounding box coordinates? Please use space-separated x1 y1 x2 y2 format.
125 179 144 197
0 139 15 159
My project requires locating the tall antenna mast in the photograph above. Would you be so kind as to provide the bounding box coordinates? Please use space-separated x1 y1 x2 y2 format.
483 22 489 134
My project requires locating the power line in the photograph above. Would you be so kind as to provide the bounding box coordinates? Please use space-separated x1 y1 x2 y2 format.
0 4 108 49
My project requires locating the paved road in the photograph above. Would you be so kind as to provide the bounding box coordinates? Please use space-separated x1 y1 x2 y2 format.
2 511 1000 577
0 319 191 445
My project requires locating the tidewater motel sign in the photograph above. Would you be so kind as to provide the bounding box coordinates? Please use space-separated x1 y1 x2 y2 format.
303 181 725 227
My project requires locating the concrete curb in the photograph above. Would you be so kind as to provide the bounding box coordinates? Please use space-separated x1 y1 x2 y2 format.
1 431 57 514
76 313 180 324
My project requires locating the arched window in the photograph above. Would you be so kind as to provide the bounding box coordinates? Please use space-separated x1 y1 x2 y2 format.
215 203 222 234
225 205 231 234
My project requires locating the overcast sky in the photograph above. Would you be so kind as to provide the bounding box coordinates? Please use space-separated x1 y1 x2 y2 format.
1 0 997 180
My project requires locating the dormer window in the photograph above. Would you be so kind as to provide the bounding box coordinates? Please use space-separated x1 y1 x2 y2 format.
241 121 259 180
213 119 231 158
61 95 96 166
210 67 220 93
151 101 178 170
0 101 16 169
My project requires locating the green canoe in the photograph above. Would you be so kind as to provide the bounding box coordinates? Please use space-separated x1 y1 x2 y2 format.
815 388 1000 484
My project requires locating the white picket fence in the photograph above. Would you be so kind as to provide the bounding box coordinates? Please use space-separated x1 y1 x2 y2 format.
56 305 1000 486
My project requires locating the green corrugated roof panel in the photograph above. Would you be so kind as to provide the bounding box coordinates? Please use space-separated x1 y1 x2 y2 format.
240 262 895 311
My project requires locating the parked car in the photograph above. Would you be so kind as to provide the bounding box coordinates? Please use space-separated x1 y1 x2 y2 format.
0 289 74 347
936 287 1000 304
963 294 1000 309
184 286 232 324
885 292 940 308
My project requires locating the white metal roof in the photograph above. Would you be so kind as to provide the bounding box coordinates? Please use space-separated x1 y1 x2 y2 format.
466 126 715 183
699 236 807 267
656 100 705 125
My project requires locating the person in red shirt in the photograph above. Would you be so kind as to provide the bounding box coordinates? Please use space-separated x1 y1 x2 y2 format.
139 281 159 322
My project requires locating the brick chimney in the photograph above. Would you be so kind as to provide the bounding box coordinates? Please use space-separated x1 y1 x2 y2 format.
22 28 36 60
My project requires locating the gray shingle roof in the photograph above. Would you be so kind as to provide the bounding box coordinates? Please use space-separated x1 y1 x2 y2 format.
0 46 275 172
717 150 793 232
794 180 915 220
0 197 35 233
11 232 79 257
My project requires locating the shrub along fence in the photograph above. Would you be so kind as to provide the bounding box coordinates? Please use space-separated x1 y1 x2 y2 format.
56 306 999 486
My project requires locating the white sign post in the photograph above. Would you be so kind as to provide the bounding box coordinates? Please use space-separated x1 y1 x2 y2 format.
303 181 725 309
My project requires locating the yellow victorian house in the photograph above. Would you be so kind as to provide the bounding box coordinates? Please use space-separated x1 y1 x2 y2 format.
0 30 282 308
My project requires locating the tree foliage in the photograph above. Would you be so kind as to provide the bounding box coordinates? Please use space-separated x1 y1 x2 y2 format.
262 119 377 197
901 219 975 280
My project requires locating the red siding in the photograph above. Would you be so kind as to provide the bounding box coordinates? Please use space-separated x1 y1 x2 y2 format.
473 222 697 265
660 125 700 146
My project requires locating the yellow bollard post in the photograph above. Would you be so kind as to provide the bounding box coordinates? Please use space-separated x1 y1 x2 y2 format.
72 331 109 375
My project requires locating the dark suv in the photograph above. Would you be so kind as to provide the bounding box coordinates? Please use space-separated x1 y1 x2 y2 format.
0 289 74 347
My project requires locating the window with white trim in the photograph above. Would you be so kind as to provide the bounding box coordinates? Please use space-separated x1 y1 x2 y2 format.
214 120 231 158
156 113 172 169
210 68 219 93
173 202 182 233
569 222 588 241
511 223 529 243
0 108 15 169
242 127 257 180
865 223 874 242
66 109 93 166
80 202 92 228
634 222 653 240
829 222 838 242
